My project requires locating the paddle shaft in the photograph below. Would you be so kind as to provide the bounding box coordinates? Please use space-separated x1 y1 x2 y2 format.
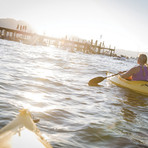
104 72 122 79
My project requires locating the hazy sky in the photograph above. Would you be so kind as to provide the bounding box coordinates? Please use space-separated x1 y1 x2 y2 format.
0 0 148 52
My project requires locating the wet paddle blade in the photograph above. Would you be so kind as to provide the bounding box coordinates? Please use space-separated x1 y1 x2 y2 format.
88 77 106 86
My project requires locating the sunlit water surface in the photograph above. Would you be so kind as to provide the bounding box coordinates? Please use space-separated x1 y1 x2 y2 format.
0 39 148 148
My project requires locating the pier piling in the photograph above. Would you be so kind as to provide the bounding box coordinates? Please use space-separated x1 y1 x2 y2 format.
0 26 115 56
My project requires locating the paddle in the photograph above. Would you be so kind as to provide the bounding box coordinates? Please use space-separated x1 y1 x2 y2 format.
88 71 126 86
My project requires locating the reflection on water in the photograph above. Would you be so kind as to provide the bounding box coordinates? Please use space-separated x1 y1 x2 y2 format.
121 108 136 122
0 39 148 148
106 85 148 147
124 94 148 107
120 92 148 123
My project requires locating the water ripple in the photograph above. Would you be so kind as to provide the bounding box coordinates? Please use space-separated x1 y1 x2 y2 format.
0 39 148 148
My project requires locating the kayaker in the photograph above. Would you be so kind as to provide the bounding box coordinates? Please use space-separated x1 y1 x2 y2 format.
120 54 148 81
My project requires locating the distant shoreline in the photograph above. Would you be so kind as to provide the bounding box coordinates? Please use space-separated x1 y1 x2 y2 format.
116 49 148 58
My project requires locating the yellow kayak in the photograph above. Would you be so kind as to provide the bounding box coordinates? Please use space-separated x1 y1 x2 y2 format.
0 109 52 148
107 73 148 96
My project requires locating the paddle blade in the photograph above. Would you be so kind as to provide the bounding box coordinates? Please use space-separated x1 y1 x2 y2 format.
88 77 105 86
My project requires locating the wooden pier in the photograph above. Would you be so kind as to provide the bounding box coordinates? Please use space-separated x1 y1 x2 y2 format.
0 26 115 56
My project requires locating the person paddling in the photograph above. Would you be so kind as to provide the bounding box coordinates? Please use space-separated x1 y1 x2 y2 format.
120 54 148 81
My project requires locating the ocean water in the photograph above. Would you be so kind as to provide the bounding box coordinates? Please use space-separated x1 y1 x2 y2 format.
0 39 148 148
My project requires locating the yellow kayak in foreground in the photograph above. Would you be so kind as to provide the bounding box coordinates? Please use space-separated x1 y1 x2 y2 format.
107 73 148 96
0 109 52 148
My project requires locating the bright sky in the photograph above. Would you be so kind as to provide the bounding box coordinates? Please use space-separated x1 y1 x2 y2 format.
0 0 148 52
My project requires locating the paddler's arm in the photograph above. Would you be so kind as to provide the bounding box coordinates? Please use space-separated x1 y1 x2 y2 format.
120 67 136 79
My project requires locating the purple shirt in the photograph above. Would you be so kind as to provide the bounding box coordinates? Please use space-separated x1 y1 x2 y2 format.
132 66 148 81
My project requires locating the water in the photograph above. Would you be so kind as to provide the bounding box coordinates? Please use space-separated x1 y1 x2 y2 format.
0 39 148 148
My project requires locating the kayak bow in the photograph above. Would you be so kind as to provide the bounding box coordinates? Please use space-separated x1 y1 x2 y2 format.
0 109 52 148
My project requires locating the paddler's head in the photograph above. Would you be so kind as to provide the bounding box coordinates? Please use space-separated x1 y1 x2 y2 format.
138 54 147 65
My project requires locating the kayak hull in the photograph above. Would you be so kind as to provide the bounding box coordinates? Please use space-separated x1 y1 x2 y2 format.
107 73 148 96
0 109 52 148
